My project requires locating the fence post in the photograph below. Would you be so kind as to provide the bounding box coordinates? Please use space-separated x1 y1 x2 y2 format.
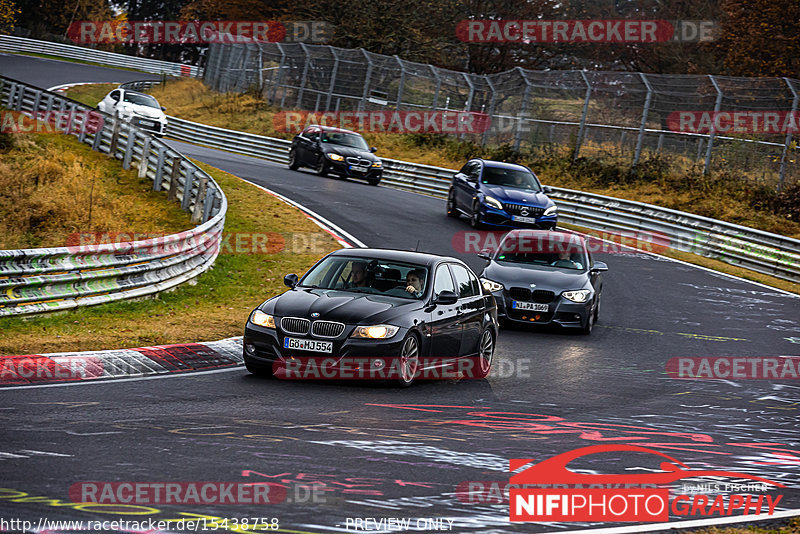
153 145 166 190
5 82 16 108
460 73 475 140
633 72 653 169
703 75 723 175
481 76 496 147
202 186 216 223
514 67 532 151
271 43 286 106
326 47 340 110
430 65 441 111
359 49 374 112
181 168 195 210
394 55 406 110
122 129 135 169
779 78 799 191
296 42 311 108
573 71 592 162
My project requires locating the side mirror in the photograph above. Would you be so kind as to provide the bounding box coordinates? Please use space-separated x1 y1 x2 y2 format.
161 106 166 111
542 186 553 194
434 290 458 305
477 248 493 260
369 146 377 153
590 261 608 273
284 273 299 288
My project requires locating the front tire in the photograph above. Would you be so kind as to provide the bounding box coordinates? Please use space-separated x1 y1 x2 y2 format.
288 149 299 170
396 333 420 387
315 158 329 177
470 201 484 229
446 189 459 218
579 306 595 335
471 328 495 379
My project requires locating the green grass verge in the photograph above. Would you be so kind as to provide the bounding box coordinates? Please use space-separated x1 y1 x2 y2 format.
0 159 341 355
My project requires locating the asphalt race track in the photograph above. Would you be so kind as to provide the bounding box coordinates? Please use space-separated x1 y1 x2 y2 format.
1 54 800 533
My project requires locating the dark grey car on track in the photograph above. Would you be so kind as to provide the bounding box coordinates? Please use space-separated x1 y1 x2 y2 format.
478 230 608 334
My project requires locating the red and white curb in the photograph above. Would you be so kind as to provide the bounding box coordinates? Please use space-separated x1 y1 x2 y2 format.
0 337 243 387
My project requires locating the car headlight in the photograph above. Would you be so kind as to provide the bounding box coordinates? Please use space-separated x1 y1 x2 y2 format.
327 153 344 161
250 310 276 328
484 196 503 210
544 205 558 216
371 161 382 167
562 290 590 303
351 325 400 339
480 277 503 292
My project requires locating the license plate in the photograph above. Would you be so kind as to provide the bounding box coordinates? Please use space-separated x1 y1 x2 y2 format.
283 337 333 353
137 119 155 127
512 301 548 312
512 215 538 224
349 165 368 173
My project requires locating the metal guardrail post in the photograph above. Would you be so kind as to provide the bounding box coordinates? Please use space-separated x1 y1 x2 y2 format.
181 168 195 210
139 136 151 178
704 75 723 175
633 72 654 169
481 77 496 147
31 89 41 115
514 68 532 151
296 42 311 108
202 187 215 223
394 55 406 110
78 109 89 142
359 49 373 112
191 176 208 223
5 82 16 108
779 78 799 191
573 71 592 162
153 145 166 190
110 117 121 155
326 47 339 110
168 156 182 201
122 129 135 169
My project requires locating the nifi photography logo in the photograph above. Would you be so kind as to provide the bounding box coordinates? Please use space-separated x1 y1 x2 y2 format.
506 445 784 523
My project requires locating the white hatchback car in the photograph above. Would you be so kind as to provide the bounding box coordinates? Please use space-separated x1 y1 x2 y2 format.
97 88 168 137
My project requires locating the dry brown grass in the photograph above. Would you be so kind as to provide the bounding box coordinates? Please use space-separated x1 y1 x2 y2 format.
0 131 190 249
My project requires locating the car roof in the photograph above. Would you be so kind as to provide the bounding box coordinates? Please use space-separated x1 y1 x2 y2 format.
476 159 532 172
308 124 364 136
329 248 466 268
503 229 587 247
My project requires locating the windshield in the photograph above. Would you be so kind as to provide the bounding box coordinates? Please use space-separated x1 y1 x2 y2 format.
299 256 429 299
320 131 370 150
123 92 160 109
495 234 588 270
482 167 541 191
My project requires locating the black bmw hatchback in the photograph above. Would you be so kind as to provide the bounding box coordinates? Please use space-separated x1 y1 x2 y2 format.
243 248 498 386
288 125 383 185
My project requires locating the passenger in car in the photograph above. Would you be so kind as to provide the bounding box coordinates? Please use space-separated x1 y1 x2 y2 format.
405 269 426 297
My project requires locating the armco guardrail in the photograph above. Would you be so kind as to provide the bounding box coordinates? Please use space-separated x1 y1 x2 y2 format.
0 35 202 77
0 75 227 316
160 111 800 284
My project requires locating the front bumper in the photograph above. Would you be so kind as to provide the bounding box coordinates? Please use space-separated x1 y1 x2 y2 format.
243 322 410 379
479 204 557 229
492 289 591 329
126 115 166 136
327 160 383 181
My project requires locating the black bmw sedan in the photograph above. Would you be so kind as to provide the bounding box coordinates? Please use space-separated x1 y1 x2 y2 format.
287 125 383 185
243 248 498 386
478 230 608 334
